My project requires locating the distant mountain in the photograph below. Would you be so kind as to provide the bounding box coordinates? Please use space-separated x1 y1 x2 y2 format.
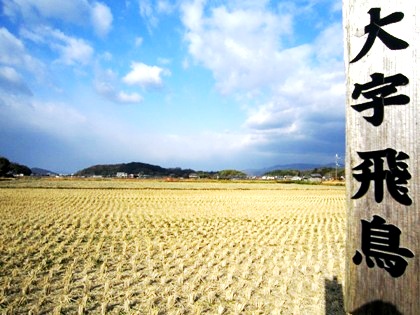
76 162 196 178
31 168 58 176
0 156 32 176
244 162 344 176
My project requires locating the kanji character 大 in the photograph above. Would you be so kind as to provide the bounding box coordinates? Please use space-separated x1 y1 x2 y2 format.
351 8 409 63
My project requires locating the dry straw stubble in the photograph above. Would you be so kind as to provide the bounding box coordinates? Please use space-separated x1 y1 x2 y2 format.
0 179 345 313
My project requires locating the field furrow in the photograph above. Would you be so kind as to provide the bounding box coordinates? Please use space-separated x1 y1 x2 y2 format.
0 181 345 314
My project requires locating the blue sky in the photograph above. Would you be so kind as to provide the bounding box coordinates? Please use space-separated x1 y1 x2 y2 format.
0 0 344 173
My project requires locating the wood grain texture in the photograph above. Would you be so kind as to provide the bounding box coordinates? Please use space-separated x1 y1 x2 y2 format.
344 1 419 314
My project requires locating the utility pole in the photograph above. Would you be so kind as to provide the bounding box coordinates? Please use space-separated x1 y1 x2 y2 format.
335 154 340 180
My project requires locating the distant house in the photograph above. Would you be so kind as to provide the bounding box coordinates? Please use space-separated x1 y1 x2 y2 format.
309 173 322 183
189 173 199 179
116 172 128 178
262 175 275 180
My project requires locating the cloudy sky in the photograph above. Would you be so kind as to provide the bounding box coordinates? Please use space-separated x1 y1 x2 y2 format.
0 0 344 173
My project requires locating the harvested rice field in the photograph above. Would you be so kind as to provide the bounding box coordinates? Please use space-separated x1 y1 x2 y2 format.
0 179 346 314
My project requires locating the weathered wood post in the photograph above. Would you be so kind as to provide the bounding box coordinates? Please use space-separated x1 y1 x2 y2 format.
344 1 419 314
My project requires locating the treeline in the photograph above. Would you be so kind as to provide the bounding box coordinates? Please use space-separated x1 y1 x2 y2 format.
76 162 196 178
76 162 249 179
264 167 345 178
0 157 32 177
216 169 247 179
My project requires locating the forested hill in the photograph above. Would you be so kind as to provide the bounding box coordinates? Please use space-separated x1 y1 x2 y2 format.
0 156 32 176
75 162 195 178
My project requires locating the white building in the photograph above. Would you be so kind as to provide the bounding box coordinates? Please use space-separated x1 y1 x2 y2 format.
116 172 128 178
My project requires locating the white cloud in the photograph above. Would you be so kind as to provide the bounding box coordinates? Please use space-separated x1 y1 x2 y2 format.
0 66 32 95
51 30 93 65
0 27 26 65
117 91 143 103
21 26 94 66
181 0 204 34
94 68 143 104
181 1 293 94
123 62 170 88
157 0 175 14
91 2 113 37
0 27 46 88
0 66 21 83
138 0 175 32
3 0 113 38
139 0 158 31
241 59 345 159
3 0 91 24
95 80 143 104
181 0 345 161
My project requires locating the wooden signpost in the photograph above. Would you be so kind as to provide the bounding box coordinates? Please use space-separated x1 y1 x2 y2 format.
344 1 419 314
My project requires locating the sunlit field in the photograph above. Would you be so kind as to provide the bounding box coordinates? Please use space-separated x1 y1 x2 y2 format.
0 179 346 314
